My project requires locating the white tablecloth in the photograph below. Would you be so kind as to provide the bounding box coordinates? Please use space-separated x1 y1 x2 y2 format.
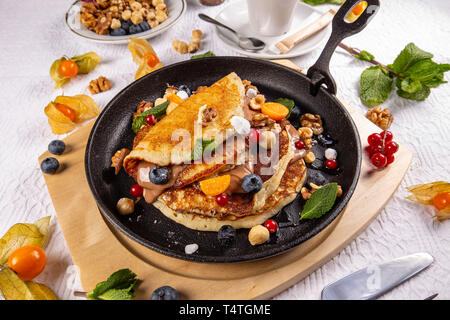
0 0 449 300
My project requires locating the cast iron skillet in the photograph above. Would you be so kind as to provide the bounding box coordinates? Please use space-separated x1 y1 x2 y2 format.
85 0 379 263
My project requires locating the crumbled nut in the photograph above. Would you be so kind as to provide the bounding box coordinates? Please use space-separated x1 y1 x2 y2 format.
117 198 135 215
188 29 202 53
248 225 270 246
242 80 258 93
131 11 144 24
301 183 343 200
111 18 121 29
146 11 156 20
156 3 166 11
251 113 275 128
366 106 393 130
155 9 168 22
130 1 143 11
111 148 131 175
249 94 265 111
201 107 217 126
300 113 323 135
88 76 112 94
298 127 313 150
337 185 343 197
154 97 167 106
172 39 189 54
94 14 112 35
122 9 132 20
304 151 316 163
148 19 159 28
301 187 311 200
133 100 153 119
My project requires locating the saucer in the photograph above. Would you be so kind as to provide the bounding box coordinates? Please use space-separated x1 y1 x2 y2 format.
213 0 332 59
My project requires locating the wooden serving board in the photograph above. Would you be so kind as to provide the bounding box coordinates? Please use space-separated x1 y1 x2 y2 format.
39 60 412 299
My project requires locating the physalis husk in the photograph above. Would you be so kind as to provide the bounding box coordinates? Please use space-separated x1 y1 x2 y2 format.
128 37 163 80
407 181 450 221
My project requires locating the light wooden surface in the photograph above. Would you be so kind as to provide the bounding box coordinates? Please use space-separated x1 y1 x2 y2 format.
38 61 412 299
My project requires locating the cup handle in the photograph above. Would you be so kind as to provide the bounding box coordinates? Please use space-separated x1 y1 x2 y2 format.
306 0 380 96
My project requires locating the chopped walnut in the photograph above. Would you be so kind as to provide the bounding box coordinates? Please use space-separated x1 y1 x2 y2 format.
131 11 144 24
133 100 153 120
201 107 217 127
250 113 275 128
111 148 130 175
88 76 112 94
249 94 265 111
366 106 393 130
300 113 323 135
301 183 342 200
297 127 313 150
94 13 112 35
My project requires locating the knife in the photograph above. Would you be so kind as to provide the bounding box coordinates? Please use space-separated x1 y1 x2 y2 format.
321 252 434 300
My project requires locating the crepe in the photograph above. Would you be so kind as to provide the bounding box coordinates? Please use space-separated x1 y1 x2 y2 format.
124 72 245 176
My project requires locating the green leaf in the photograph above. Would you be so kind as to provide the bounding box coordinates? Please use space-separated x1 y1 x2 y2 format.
71 52 102 74
300 183 338 220
131 100 170 133
302 0 344 5
274 98 295 117
397 77 422 94
360 65 394 106
354 50 375 62
390 43 433 75
397 85 430 101
87 268 138 300
191 51 216 60
191 138 215 161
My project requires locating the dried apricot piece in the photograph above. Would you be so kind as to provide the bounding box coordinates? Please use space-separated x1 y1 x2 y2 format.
261 102 289 121
200 175 231 196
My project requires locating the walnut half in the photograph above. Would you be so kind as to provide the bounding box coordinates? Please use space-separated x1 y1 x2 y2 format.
366 106 393 130
111 148 130 175
88 76 112 94
300 113 323 135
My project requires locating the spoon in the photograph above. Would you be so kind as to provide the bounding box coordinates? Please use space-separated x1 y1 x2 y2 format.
198 13 266 52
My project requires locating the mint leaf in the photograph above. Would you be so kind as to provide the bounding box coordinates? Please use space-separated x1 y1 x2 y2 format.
300 183 338 220
274 98 295 117
390 43 433 75
191 138 215 161
87 268 138 300
191 51 215 60
354 50 375 62
397 78 422 94
132 100 169 133
360 65 394 106
397 85 430 101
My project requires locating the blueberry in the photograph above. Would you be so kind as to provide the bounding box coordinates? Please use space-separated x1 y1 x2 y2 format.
110 28 127 36
241 174 263 193
129 24 142 34
149 166 169 185
48 140 66 155
178 85 191 96
150 286 179 300
40 157 59 174
121 20 130 32
217 225 236 246
139 21 150 31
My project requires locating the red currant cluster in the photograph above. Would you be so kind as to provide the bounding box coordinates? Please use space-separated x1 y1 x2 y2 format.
365 131 399 168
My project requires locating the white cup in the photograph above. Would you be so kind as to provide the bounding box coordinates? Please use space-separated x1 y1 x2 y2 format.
247 0 298 37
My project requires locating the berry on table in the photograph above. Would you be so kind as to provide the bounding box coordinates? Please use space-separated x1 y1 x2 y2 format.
150 286 179 300
40 157 59 174
386 154 395 165
371 153 387 168
380 130 393 142
368 133 382 146
48 140 66 155
385 141 399 155
432 192 450 211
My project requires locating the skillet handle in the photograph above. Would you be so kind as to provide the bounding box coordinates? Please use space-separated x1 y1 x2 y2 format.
306 0 380 96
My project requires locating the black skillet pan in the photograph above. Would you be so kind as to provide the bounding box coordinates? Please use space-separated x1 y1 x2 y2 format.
85 0 379 263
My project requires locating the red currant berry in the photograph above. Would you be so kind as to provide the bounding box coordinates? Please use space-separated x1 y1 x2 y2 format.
130 184 143 197
386 154 395 165
384 141 399 155
325 159 338 169
371 153 387 168
368 133 382 146
264 219 278 233
380 131 393 142
248 128 260 144
145 114 157 125
365 145 374 156
295 140 305 149
215 193 229 206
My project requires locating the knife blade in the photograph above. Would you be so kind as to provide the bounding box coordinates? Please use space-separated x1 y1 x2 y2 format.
321 252 434 300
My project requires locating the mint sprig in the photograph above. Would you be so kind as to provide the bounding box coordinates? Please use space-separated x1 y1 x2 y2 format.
274 98 295 117
191 138 216 161
300 183 338 220
191 51 215 60
87 268 138 300
131 100 169 133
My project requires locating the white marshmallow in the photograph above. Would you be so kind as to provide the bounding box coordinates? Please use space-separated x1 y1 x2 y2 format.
325 148 337 160
246 88 258 98
184 243 199 254
230 116 251 135
176 90 189 100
